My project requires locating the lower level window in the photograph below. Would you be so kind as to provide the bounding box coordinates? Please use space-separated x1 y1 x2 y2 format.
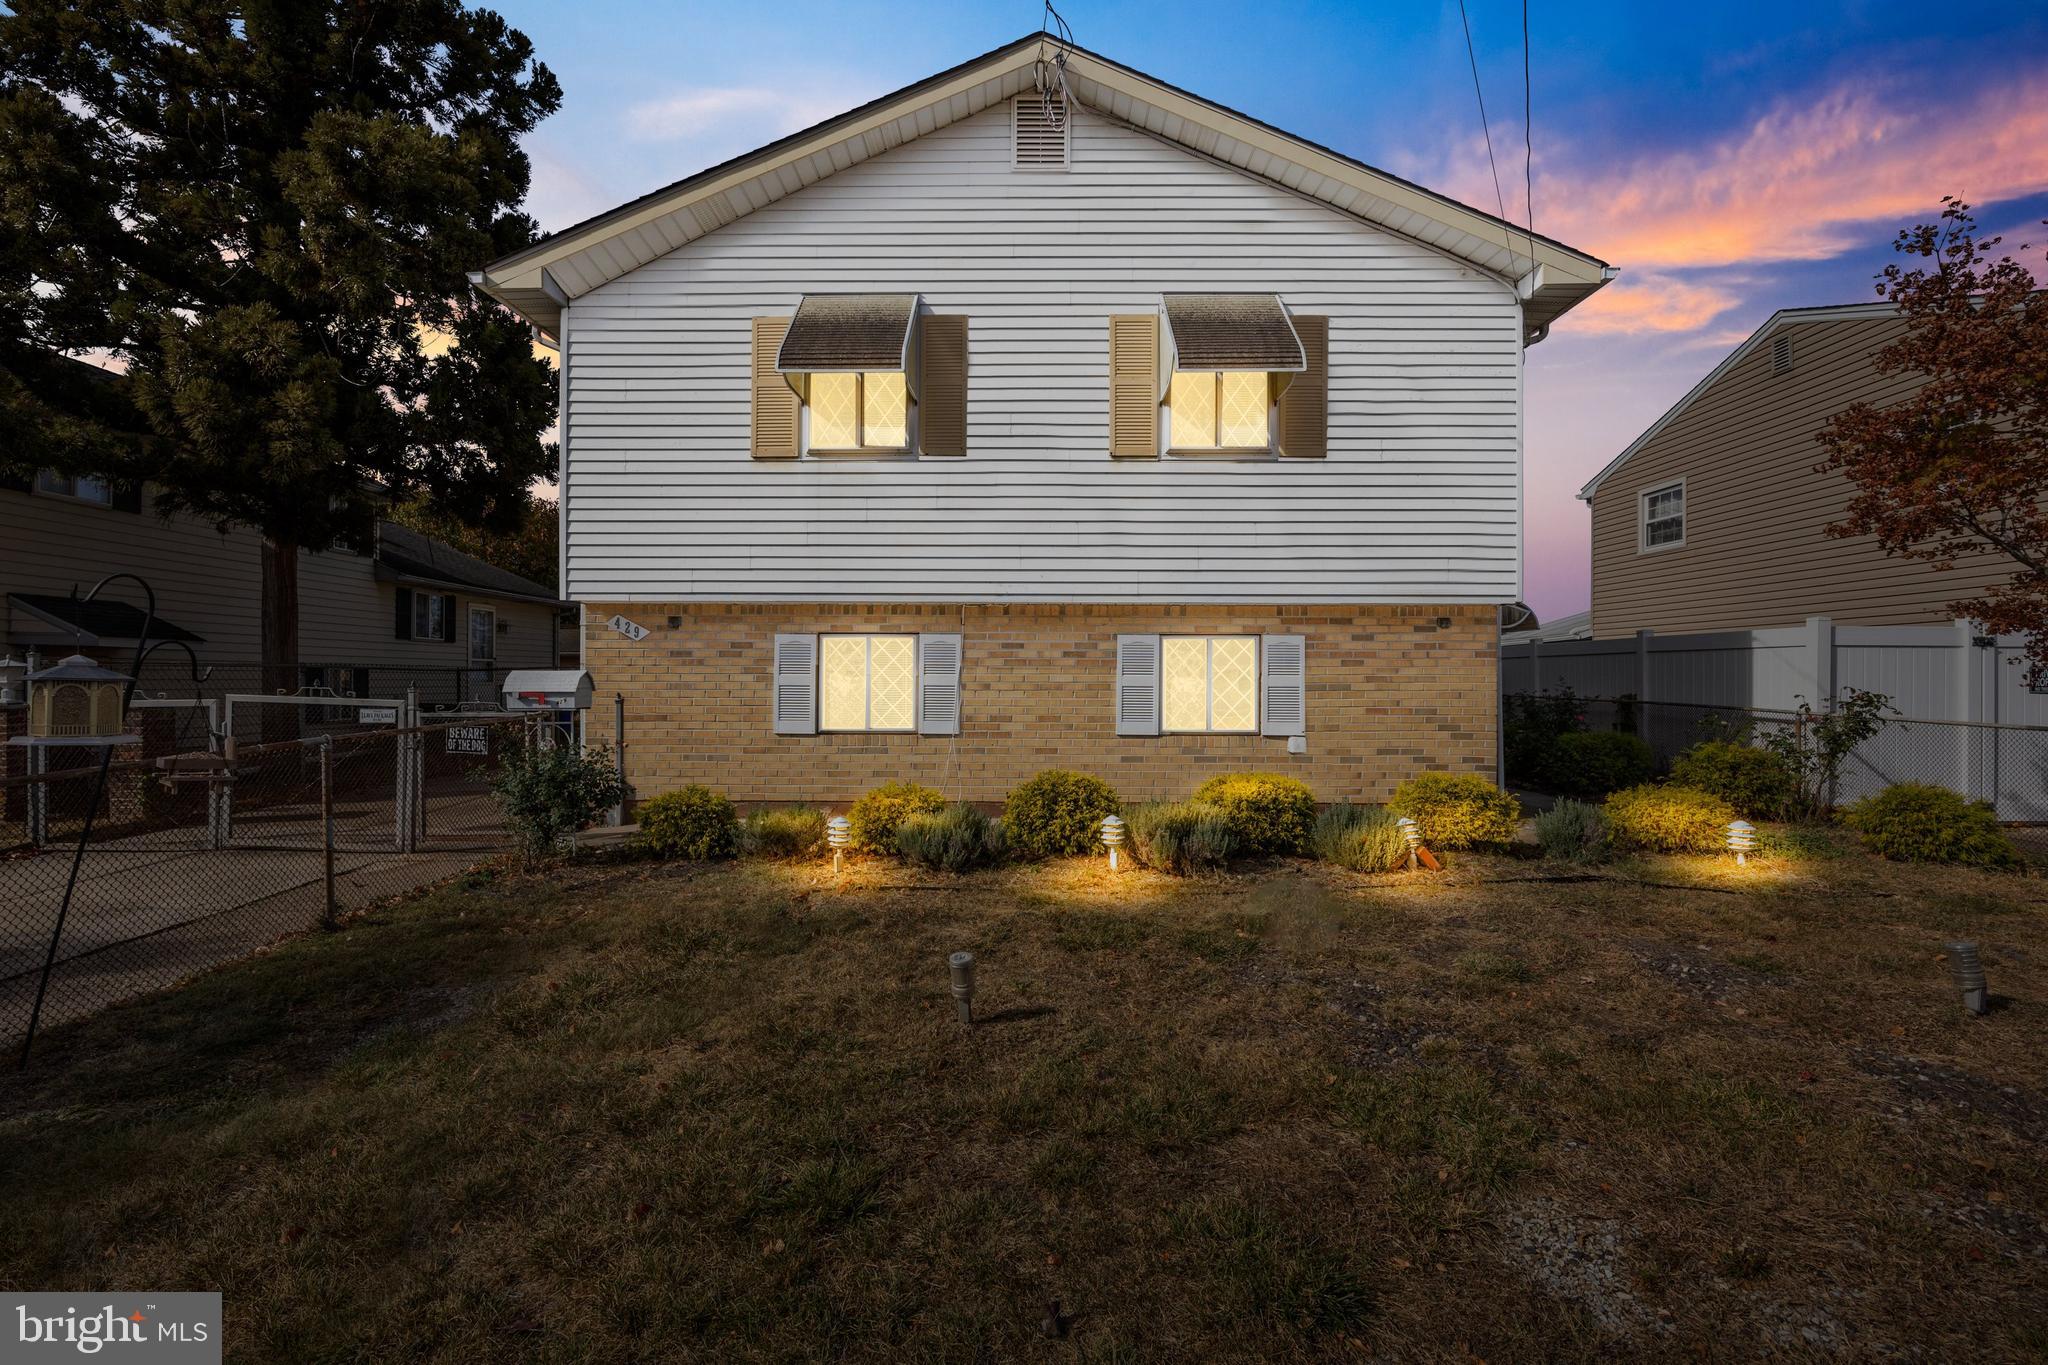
820 635 916 731
36 469 112 505
1162 636 1258 732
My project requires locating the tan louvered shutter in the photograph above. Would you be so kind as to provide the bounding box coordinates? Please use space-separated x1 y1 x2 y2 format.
1277 315 1328 458
1108 314 1159 458
919 315 968 456
751 317 800 458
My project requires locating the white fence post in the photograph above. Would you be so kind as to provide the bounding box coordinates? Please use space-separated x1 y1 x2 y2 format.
1808 616 1835 708
1956 618 1992 802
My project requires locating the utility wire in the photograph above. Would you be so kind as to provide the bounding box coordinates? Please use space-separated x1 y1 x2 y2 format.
1456 0 1522 274
1522 0 1537 264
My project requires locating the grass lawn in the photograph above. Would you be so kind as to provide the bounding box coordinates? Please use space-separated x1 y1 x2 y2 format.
3 838 2045 1360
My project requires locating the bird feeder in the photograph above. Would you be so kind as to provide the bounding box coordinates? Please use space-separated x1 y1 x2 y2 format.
826 814 851 872
26 654 132 741
1726 820 1756 866
1100 813 1126 871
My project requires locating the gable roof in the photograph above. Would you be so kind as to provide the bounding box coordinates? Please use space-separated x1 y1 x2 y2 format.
374 522 563 605
476 34 1614 337
1576 301 1899 502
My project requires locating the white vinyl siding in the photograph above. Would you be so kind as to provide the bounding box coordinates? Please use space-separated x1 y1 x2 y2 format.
560 100 1523 605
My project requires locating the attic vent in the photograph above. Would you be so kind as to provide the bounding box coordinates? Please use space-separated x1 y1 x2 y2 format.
1770 333 1793 376
1013 96 1069 169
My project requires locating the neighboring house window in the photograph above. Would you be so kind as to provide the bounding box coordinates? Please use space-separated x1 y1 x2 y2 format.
1168 371 1271 451
1161 636 1258 733
1640 481 1685 550
469 606 497 663
414 592 448 640
35 469 112 506
301 666 369 724
819 635 916 732
808 372 911 452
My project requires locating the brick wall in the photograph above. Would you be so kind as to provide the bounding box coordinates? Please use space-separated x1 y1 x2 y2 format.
582 603 1498 806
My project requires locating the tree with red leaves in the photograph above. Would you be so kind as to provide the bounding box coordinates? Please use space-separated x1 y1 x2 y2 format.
1817 199 2048 682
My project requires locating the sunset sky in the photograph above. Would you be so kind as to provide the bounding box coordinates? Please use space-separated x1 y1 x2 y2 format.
493 0 2048 622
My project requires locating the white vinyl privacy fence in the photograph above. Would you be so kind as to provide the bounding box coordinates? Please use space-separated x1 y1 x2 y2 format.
1502 618 2048 821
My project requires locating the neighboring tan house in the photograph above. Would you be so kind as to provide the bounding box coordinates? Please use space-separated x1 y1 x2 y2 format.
471 35 1615 804
2 466 567 706
1577 302 2013 638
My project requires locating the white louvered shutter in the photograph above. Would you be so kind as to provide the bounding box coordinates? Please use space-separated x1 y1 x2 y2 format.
1261 634 1306 737
772 633 817 735
1115 634 1161 737
917 633 962 736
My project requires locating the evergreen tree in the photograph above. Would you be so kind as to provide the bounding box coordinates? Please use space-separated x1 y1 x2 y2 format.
0 0 561 708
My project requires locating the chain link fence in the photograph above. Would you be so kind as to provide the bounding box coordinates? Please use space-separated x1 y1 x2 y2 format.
1507 693 2048 821
1 716 534 1064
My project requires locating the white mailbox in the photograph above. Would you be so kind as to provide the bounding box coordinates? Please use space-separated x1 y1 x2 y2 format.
501 669 595 712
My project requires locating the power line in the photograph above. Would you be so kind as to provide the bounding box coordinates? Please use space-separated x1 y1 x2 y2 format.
1456 0 1522 274
1522 0 1537 263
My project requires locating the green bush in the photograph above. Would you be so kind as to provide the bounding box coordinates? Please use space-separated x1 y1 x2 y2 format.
845 780 948 854
1003 769 1122 859
1387 773 1522 850
1842 782 2021 868
636 784 739 860
1502 689 1586 785
1191 772 1317 856
1533 799 1611 863
895 803 1007 872
1310 802 1409 872
1127 801 1238 874
1541 730 1655 798
1668 740 1800 820
1604 784 1736 854
489 742 628 865
740 804 827 858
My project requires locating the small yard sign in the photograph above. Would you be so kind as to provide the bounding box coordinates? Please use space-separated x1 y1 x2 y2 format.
606 614 650 642
446 725 490 756
358 707 399 725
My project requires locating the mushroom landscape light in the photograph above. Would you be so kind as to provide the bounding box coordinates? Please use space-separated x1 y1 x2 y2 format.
1726 820 1757 866
826 815 851 872
1396 816 1422 870
1100 813 1126 871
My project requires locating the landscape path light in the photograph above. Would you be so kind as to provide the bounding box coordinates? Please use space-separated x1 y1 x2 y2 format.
826 815 851 873
1397 816 1422 871
1947 941 1988 1016
1726 820 1756 866
1100 813 1126 871
949 951 976 1026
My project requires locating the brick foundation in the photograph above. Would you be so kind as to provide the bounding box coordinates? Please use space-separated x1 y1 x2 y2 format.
582 603 1498 806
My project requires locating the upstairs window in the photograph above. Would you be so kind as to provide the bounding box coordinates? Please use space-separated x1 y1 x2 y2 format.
1640 480 1686 551
808 371 909 451
35 470 112 506
1169 371 1272 450
1160 295 1305 455
776 294 919 455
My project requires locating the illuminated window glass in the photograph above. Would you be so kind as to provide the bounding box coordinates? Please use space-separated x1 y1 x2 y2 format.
807 372 911 451
819 635 915 731
1168 372 1270 450
1161 636 1259 733
1641 481 1685 549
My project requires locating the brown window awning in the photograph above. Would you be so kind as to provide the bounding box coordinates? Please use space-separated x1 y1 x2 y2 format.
775 294 919 372
1162 294 1306 372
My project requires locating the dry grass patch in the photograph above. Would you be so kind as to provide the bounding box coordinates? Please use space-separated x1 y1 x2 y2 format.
1 850 2044 1360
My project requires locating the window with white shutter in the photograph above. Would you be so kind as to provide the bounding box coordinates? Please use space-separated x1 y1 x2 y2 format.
772 633 818 734
1115 634 1161 736
917 633 962 735
1260 634 1305 736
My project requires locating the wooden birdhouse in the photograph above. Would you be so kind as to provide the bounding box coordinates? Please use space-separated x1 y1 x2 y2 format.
27 654 132 740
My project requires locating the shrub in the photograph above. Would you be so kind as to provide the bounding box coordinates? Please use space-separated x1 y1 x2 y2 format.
1604 784 1736 854
1191 772 1318 856
1533 799 1611 863
1541 730 1655 798
895 803 1007 872
1842 783 2021 868
1310 802 1409 873
740 804 827 858
1003 769 1122 859
1668 740 1799 820
489 742 628 865
1126 801 1239 874
636 784 739 860
1502 688 1585 785
1388 773 1522 850
846 780 948 854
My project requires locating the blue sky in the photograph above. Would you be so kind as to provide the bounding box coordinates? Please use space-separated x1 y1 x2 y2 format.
492 0 2048 621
